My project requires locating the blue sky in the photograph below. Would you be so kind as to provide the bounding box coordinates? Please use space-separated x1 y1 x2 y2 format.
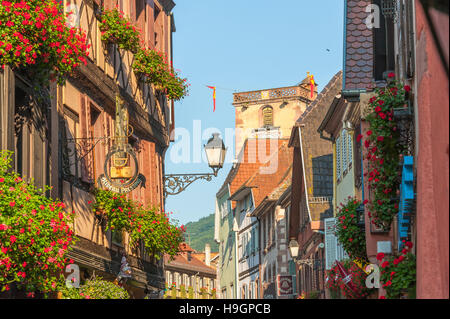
165 0 345 226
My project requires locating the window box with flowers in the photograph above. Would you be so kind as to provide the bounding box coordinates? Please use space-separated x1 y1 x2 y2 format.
358 73 411 231
98 6 140 54
0 0 90 88
0 151 77 298
377 241 416 299
90 189 185 260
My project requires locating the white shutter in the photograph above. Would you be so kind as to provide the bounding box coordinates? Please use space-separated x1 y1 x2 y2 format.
336 137 341 180
348 131 353 166
325 217 349 270
342 131 348 171
324 218 337 270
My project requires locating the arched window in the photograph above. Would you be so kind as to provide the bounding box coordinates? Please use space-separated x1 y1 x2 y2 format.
262 106 273 127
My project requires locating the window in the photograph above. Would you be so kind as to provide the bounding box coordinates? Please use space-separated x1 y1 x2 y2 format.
373 0 396 80
112 230 123 246
271 211 276 244
254 226 259 252
262 218 266 249
262 106 273 127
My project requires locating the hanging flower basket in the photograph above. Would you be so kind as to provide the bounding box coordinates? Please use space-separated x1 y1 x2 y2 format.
98 7 140 54
132 48 189 101
90 189 185 260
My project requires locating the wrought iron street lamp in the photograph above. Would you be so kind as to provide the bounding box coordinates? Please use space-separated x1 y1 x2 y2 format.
164 133 227 198
288 239 324 270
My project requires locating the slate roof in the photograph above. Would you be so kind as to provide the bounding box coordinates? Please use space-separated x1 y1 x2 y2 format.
344 0 374 91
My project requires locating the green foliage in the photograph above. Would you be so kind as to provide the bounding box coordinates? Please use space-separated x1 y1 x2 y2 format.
378 241 416 299
0 0 90 87
171 285 177 299
188 286 194 299
184 214 219 252
200 287 208 299
99 7 140 53
363 74 409 230
91 189 185 259
306 290 320 299
61 276 129 299
180 284 187 299
0 150 77 297
335 197 366 260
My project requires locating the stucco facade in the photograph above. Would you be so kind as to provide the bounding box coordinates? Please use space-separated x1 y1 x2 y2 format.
214 185 237 299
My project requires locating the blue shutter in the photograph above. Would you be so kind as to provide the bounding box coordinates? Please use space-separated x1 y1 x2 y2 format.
398 156 414 250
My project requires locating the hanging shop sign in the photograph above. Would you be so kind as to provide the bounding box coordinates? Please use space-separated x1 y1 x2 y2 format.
98 144 144 194
98 95 144 194
277 275 293 296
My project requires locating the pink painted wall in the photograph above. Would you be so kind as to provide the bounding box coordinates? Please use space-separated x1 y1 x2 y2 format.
415 0 449 299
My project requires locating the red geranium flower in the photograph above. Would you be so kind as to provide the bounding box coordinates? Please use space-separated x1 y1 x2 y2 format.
376 252 385 261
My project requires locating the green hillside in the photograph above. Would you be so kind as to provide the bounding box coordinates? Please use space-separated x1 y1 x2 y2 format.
184 213 219 253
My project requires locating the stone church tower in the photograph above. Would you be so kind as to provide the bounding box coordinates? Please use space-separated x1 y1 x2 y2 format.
232 78 317 156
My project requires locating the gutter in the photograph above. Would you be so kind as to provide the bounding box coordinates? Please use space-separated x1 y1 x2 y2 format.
341 89 366 102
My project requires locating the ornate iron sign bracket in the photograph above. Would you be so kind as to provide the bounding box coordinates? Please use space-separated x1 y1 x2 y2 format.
164 168 219 198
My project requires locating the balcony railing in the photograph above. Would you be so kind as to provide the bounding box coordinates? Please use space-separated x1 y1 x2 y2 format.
233 85 311 105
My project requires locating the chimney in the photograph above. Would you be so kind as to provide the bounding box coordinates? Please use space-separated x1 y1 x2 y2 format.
205 244 211 266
